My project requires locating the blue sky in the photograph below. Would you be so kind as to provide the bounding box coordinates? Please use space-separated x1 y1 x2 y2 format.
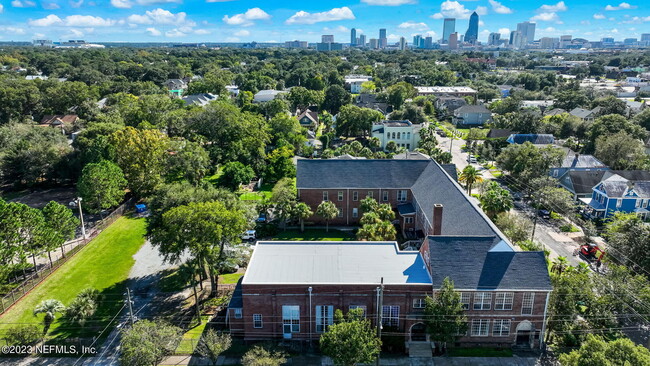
0 0 647 43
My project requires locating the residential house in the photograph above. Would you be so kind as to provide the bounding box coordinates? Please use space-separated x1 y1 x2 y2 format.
569 107 601 122
506 134 555 145
544 108 566 117
344 75 372 94
371 120 424 151
229 158 552 352
585 171 650 219
549 152 608 179
559 170 608 200
39 114 79 134
181 93 218 107
416 86 477 99
434 96 467 115
253 90 288 103
625 100 646 116
297 110 319 130
164 79 187 97
452 105 492 127
355 94 391 115
497 85 514 98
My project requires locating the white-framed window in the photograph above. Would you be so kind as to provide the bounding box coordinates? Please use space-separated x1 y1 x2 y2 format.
367 191 373 199
323 191 329 201
397 132 401 139
234 308 242 319
413 298 426 309
636 199 641 208
337 208 343 218
644 199 648 208
473 292 492 310
494 293 514 311
382 305 399 327
349 305 367 317
553 170 558 177
521 293 534 315
470 319 489 337
617 199 622 208
460 293 471 310
382 191 389 201
316 305 334 333
353 191 358 201
253 314 263 328
404 217 413 224
492 319 511 337
397 190 408 202
282 306 300 333
338 191 344 201
352 208 359 218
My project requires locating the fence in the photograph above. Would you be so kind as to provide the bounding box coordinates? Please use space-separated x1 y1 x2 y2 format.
0 199 132 315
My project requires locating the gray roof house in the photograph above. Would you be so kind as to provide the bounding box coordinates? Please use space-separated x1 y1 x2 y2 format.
506 134 555 145
434 95 467 114
181 93 218 107
452 105 492 127
550 152 608 179
569 106 601 122
296 109 319 130
253 90 288 103
355 93 391 115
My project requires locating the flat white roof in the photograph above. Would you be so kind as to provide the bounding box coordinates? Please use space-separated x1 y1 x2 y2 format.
242 241 431 285
416 86 477 94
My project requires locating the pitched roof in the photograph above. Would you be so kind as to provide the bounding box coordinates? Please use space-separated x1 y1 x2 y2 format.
426 235 552 290
611 170 650 181
181 93 217 107
545 108 566 116
564 170 607 195
487 129 513 139
599 173 650 198
297 110 318 124
569 107 596 119
455 105 491 114
507 134 555 145
559 153 607 169
40 114 78 126
243 241 431 285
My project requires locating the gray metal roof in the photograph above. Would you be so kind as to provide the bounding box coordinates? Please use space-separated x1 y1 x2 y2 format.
507 134 555 145
455 105 491 114
565 170 607 195
242 241 431 285
426 236 552 291
559 153 607 169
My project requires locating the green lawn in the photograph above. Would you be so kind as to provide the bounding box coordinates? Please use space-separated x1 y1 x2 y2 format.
272 228 355 241
448 347 513 357
175 315 211 355
220 272 244 284
239 183 273 201
0 216 147 339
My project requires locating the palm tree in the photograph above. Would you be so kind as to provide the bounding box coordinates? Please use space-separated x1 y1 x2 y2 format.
66 288 100 327
316 201 338 232
33 299 65 334
479 182 513 219
292 202 313 233
459 165 484 195
550 257 569 275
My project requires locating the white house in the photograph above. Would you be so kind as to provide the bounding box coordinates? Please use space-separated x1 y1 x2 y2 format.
371 120 425 151
344 74 372 94
253 90 288 103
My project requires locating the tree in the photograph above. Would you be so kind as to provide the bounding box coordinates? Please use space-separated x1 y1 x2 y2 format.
386 82 416 110
495 213 532 244
264 146 296 183
586 114 647 152
479 182 513 219
219 162 255 191
293 202 313 232
559 334 650 366
390 104 427 124
591 95 627 117
604 212 650 274
119 320 182 366
77 160 127 213
424 277 467 353
65 288 100 327
317 201 338 232
336 105 383 137
241 346 286 366
595 132 648 170
287 86 324 111
3 325 41 345
166 140 211 185
268 114 307 151
458 165 483 195
33 299 65 334
322 85 351 115
496 142 564 182
536 186 575 216
320 308 381 366
41 201 79 261
195 329 231 366
110 127 169 197
149 201 247 297
270 177 297 225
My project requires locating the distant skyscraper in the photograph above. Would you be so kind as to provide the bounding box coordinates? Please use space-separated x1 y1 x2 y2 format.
560 35 572 48
442 18 455 43
351 28 357 46
369 38 379 49
488 33 501 46
516 21 536 44
464 12 479 44
359 34 367 47
399 37 407 50
642 34 650 46
322 35 334 43
449 32 459 49
425 36 433 49
540 37 558 49
413 35 422 49
601 37 614 44
624 38 637 45
379 28 387 48
510 31 523 48
285 40 308 48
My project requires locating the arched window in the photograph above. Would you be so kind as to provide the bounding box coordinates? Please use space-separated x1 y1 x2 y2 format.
397 132 401 139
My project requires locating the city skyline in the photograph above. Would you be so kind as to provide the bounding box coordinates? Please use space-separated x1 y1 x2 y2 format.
0 1 648 43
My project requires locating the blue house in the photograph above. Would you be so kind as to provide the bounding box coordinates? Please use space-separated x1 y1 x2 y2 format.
550 152 608 179
585 172 650 219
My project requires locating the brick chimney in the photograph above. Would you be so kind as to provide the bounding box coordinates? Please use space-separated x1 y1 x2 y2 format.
432 204 443 235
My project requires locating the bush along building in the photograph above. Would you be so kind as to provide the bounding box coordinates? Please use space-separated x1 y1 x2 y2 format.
227 158 552 354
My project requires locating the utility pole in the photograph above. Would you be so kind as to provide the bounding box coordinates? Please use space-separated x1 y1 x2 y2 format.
126 288 135 326
375 277 384 366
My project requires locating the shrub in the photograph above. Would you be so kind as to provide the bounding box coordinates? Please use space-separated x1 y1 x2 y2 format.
3 325 42 345
560 224 579 233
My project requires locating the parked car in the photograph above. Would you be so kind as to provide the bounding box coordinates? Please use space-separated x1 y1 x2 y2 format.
241 230 256 241
467 155 478 164
538 209 551 219
256 213 267 223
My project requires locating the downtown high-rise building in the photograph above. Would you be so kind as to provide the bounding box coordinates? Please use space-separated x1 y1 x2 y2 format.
369 38 379 49
449 32 459 49
488 32 501 46
322 35 334 43
442 18 455 43
425 36 433 49
399 37 407 51
516 21 536 44
379 28 387 48
509 30 523 48
359 34 367 47
464 12 479 44
641 34 650 46
350 28 357 46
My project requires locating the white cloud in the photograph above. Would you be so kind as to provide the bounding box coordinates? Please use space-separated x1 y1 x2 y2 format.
11 0 36 7
42 2 60 9
111 0 130 8
0 26 26 34
531 12 562 23
605 2 637 10
165 28 187 37
0 3 4 12
225 36 239 42
64 28 84 38
593 13 606 19
111 0 181 8
285 6 355 25
488 0 512 14
234 29 250 37
69 0 83 7
65 15 115 27
398 21 428 31
194 29 210 35
28 14 63 26
431 1 482 20
387 33 400 42
323 25 349 33
361 0 416 5
223 7 270 26
538 1 567 12
622 16 650 23
422 30 437 38
498 27 510 36
127 8 194 26
146 27 161 36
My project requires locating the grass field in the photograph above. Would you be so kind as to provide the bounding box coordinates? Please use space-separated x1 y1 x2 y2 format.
175 315 211 355
272 228 355 241
239 183 273 201
0 216 147 340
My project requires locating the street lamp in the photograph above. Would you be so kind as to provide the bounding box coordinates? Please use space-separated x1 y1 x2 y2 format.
69 197 86 239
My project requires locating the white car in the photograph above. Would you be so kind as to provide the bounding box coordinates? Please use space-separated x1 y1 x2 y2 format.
241 230 256 241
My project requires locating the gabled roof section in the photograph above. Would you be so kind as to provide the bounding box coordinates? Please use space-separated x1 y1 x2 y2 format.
507 134 555 145
426 235 551 291
559 152 607 169
564 170 608 195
